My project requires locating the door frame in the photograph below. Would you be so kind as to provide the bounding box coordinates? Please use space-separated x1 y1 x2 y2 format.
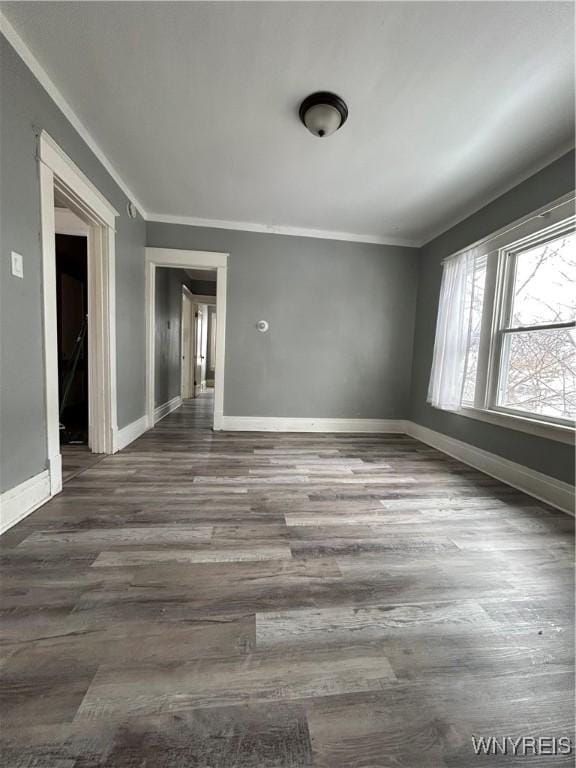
193 295 216 396
145 248 228 430
39 131 118 496
206 304 217 383
54 208 90 445
180 284 194 400
194 302 208 397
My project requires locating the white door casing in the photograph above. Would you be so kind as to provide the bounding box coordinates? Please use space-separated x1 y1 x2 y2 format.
39 131 118 496
194 303 208 395
208 305 217 376
181 286 194 399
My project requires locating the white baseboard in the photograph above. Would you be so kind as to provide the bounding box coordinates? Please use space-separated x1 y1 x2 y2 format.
405 421 575 515
154 395 182 424
217 416 408 433
114 415 149 452
0 470 51 535
48 452 62 496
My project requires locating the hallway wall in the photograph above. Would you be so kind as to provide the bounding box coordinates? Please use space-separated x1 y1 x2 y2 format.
154 268 189 408
0 34 146 494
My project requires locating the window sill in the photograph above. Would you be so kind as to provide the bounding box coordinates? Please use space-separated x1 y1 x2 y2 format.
450 405 575 445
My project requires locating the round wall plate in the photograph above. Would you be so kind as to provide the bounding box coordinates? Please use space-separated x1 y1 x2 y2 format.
256 320 269 333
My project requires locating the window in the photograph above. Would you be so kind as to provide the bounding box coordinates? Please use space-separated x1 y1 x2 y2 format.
495 230 575 422
429 194 576 437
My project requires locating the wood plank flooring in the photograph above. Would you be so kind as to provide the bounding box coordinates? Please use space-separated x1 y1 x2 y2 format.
1 393 574 767
61 444 105 484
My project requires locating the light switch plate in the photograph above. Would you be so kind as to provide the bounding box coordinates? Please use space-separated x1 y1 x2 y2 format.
11 251 23 279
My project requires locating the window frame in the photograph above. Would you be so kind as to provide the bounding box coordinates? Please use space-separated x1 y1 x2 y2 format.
444 192 576 444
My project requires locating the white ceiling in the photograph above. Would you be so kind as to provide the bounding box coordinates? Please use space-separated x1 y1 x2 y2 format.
2 2 574 245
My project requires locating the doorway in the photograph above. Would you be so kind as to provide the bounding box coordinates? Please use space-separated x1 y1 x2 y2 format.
194 302 208 396
54 208 89 441
39 131 118 496
56 232 88 440
153 267 217 428
146 248 228 431
180 269 217 402
54 207 98 483
180 284 216 401
206 305 217 389
181 287 194 400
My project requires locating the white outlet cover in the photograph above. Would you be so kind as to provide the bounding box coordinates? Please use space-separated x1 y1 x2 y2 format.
11 251 23 279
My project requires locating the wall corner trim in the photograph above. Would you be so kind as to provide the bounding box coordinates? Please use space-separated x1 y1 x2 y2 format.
0 470 51 535
114 415 149 452
217 416 408 433
154 395 183 424
404 421 575 515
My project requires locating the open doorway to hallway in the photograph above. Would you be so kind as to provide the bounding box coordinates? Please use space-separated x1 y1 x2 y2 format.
154 266 217 429
180 268 217 401
145 247 228 432
39 131 117 497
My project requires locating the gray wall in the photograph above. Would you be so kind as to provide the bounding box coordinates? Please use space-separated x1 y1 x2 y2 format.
155 268 188 407
410 151 576 484
147 223 420 419
0 34 146 493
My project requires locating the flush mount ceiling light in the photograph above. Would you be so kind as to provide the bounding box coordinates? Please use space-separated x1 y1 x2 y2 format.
299 92 348 138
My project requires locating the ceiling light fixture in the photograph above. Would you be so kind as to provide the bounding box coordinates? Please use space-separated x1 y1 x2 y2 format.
299 92 348 138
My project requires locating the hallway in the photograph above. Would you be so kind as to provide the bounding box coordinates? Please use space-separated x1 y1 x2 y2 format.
1 396 573 767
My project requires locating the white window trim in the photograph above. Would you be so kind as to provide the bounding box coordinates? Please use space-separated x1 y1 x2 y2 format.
437 191 576 444
451 404 574 445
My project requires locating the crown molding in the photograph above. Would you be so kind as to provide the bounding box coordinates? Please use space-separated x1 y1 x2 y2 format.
6 9 569 252
1 11 416 248
0 11 147 218
146 213 420 248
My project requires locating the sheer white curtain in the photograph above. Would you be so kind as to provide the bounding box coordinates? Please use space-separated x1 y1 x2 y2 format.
427 247 477 410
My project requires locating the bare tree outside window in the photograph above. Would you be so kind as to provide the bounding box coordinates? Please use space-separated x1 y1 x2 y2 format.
497 232 576 421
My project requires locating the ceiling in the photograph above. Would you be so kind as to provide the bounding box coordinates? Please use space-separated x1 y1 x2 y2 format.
2 2 574 245
186 269 216 283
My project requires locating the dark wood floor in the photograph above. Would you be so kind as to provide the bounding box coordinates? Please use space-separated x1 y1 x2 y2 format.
1 393 574 767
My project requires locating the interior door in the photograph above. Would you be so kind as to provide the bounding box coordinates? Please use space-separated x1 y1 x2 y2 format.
199 304 208 391
194 304 208 395
181 291 193 399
